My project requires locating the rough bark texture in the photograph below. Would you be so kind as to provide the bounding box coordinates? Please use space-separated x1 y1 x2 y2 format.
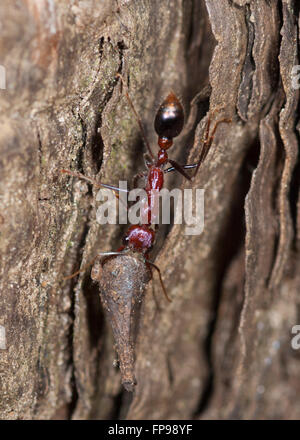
0 0 300 420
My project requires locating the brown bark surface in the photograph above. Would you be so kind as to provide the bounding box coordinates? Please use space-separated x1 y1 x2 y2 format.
0 0 299 420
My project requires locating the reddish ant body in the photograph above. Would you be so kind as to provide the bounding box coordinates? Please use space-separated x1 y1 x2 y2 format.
62 82 190 302
62 76 230 391
132 90 193 225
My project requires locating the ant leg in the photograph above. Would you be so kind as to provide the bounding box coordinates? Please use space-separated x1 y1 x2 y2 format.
132 171 147 189
63 254 100 280
61 169 129 193
181 84 212 137
116 73 154 159
192 116 232 179
164 163 197 174
206 118 232 149
61 169 102 188
167 159 192 181
146 260 171 302
150 279 161 312
100 245 126 266
192 114 213 178
203 113 212 147
61 169 129 208
63 250 127 281
202 117 232 166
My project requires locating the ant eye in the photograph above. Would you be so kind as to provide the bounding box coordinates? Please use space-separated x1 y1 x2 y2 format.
154 93 184 139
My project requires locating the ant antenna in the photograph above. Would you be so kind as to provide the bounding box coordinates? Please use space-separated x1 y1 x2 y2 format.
116 73 154 159
146 260 172 302
61 169 129 209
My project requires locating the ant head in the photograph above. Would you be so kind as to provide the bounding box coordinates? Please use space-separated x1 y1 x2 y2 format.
154 92 184 140
124 225 155 253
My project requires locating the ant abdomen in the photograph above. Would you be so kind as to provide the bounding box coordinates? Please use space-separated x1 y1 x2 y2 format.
154 92 184 140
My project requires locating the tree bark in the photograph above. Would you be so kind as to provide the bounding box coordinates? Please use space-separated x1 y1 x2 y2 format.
0 0 299 420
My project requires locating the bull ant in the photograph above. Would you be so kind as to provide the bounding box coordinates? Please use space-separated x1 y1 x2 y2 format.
61 74 230 391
